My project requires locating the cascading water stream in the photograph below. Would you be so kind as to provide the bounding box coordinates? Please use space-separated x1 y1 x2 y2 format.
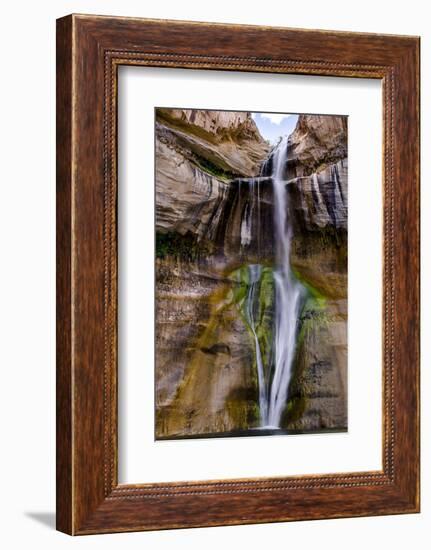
244 264 268 425
266 137 305 428
239 136 305 429
240 178 261 252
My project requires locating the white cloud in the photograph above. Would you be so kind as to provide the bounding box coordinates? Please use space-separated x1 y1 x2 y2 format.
260 113 292 125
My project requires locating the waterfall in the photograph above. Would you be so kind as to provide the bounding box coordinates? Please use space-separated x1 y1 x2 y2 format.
238 136 304 429
240 180 253 247
244 264 268 424
266 137 304 428
240 178 261 252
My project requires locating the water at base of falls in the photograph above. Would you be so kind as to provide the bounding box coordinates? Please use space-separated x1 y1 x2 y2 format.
241 136 305 429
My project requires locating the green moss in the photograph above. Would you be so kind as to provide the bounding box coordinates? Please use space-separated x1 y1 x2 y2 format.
292 268 327 309
229 264 275 422
192 155 237 182
255 268 275 373
281 395 307 425
297 300 330 354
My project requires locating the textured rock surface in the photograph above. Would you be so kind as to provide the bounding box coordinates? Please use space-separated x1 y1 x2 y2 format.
289 158 348 232
284 298 347 431
155 109 270 437
157 108 270 178
283 114 348 432
155 110 348 438
155 137 228 237
156 258 263 436
288 114 347 177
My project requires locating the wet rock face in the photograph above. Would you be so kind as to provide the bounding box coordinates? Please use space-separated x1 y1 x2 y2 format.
155 137 228 238
155 110 348 438
289 158 348 232
155 108 270 242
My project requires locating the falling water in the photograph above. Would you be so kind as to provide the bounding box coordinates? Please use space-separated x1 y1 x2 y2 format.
240 182 252 247
240 178 261 253
266 137 305 428
238 136 304 428
244 264 268 424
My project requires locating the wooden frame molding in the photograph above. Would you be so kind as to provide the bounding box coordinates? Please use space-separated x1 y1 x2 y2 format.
56 14 420 535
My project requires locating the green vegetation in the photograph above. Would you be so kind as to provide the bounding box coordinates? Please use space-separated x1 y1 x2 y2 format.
292 267 327 311
296 292 329 350
192 154 236 182
161 256 335 431
282 395 307 425
230 264 275 398
226 262 339 428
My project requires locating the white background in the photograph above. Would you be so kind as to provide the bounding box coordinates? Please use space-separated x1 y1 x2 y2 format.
0 0 428 548
119 68 382 483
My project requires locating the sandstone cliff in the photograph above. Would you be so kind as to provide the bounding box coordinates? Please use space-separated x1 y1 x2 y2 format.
155 109 269 239
155 110 347 438
288 114 347 177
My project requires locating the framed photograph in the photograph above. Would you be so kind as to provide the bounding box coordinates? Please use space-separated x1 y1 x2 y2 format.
56 14 420 534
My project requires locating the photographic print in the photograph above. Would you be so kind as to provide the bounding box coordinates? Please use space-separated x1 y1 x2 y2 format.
155 108 347 440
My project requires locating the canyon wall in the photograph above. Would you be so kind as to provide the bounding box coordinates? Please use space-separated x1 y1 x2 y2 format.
155 110 347 438
284 116 348 432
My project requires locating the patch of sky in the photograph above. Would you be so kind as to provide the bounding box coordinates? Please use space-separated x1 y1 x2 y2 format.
252 112 299 145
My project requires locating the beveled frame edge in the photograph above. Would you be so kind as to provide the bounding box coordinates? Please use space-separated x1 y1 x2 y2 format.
56 14 420 535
